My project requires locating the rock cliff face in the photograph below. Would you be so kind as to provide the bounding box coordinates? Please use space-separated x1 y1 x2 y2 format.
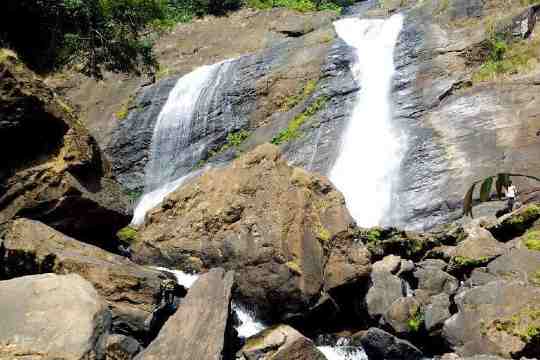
0 50 129 247
100 1 540 230
391 1 540 228
106 10 355 193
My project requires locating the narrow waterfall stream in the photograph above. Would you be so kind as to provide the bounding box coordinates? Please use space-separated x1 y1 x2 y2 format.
330 14 405 228
131 60 232 225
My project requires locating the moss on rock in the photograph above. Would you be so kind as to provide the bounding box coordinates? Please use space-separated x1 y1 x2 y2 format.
117 226 138 244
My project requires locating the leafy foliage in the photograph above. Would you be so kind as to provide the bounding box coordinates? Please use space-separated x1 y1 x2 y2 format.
246 0 350 13
463 173 540 218
0 0 242 78
473 33 540 83
117 226 138 243
272 96 327 145
407 309 424 333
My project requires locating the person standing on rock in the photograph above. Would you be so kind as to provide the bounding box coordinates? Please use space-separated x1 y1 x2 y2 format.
505 181 518 212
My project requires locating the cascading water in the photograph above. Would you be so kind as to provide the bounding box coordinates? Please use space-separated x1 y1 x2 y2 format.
317 338 368 360
131 60 232 225
330 14 405 228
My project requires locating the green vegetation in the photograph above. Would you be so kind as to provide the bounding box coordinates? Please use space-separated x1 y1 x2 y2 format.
117 226 138 244
271 96 328 145
473 33 540 83
247 0 348 12
126 189 143 202
197 129 250 168
210 129 250 156
523 230 540 251
407 309 424 333
0 0 242 78
282 79 319 111
453 256 489 268
462 173 540 218
530 270 540 286
366 229 382 243
493 306 540 343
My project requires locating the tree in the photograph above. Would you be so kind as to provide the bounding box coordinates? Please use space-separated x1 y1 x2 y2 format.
0 0 167 78
463 173 540 218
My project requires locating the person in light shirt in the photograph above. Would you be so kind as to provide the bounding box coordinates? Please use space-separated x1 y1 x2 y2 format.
505 181 518 212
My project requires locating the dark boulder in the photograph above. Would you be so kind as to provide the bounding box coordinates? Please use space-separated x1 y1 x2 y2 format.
360 327 423 360
0 49 129 248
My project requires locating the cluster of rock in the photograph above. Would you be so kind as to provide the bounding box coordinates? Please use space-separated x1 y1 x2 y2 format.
3 119 540 359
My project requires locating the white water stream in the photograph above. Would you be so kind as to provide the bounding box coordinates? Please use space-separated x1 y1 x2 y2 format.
330 14 405 228
131 60 231 225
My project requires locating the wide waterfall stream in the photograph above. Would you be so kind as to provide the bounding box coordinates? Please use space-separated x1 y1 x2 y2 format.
330 13 405 228
138 11 405 360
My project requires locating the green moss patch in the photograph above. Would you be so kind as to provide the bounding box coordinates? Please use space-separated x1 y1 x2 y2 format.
272 96 328 145
473 35 540 83
524 231 540 251
492 306 540 343
117 226 138 244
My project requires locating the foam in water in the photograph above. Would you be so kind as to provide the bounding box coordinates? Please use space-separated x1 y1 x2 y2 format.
231 303 266 339
132 170 201 226
330 14 405 228
153 267 200 289
317 345 368 360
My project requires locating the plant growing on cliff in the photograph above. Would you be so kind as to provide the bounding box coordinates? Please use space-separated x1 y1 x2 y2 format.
462 173 540 218
272 96 327 145
407 309 424 333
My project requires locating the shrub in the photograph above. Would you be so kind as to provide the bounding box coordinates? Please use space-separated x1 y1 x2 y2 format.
272 96 327 145
523 231 540 251
117 226 138 244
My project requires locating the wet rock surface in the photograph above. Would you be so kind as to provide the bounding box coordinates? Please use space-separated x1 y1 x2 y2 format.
106 19 356 194
0 273 111 360
360 327 423 360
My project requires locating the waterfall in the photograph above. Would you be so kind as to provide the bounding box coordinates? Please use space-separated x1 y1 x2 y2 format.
330 14 405 228
231 303 267 339
131 60 232 225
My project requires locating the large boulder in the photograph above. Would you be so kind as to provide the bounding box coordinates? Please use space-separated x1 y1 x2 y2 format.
236 325 326 360
105 334 142 360
0 273 111 359
486 248 540 285
0 218 173 338
365 271 405 321
360 327 423 360
413 263 459 296
448 225 506 275
135 268 235 360
132 144 358 319
0 49 129 248
443 280 540 358
489 204 540 242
